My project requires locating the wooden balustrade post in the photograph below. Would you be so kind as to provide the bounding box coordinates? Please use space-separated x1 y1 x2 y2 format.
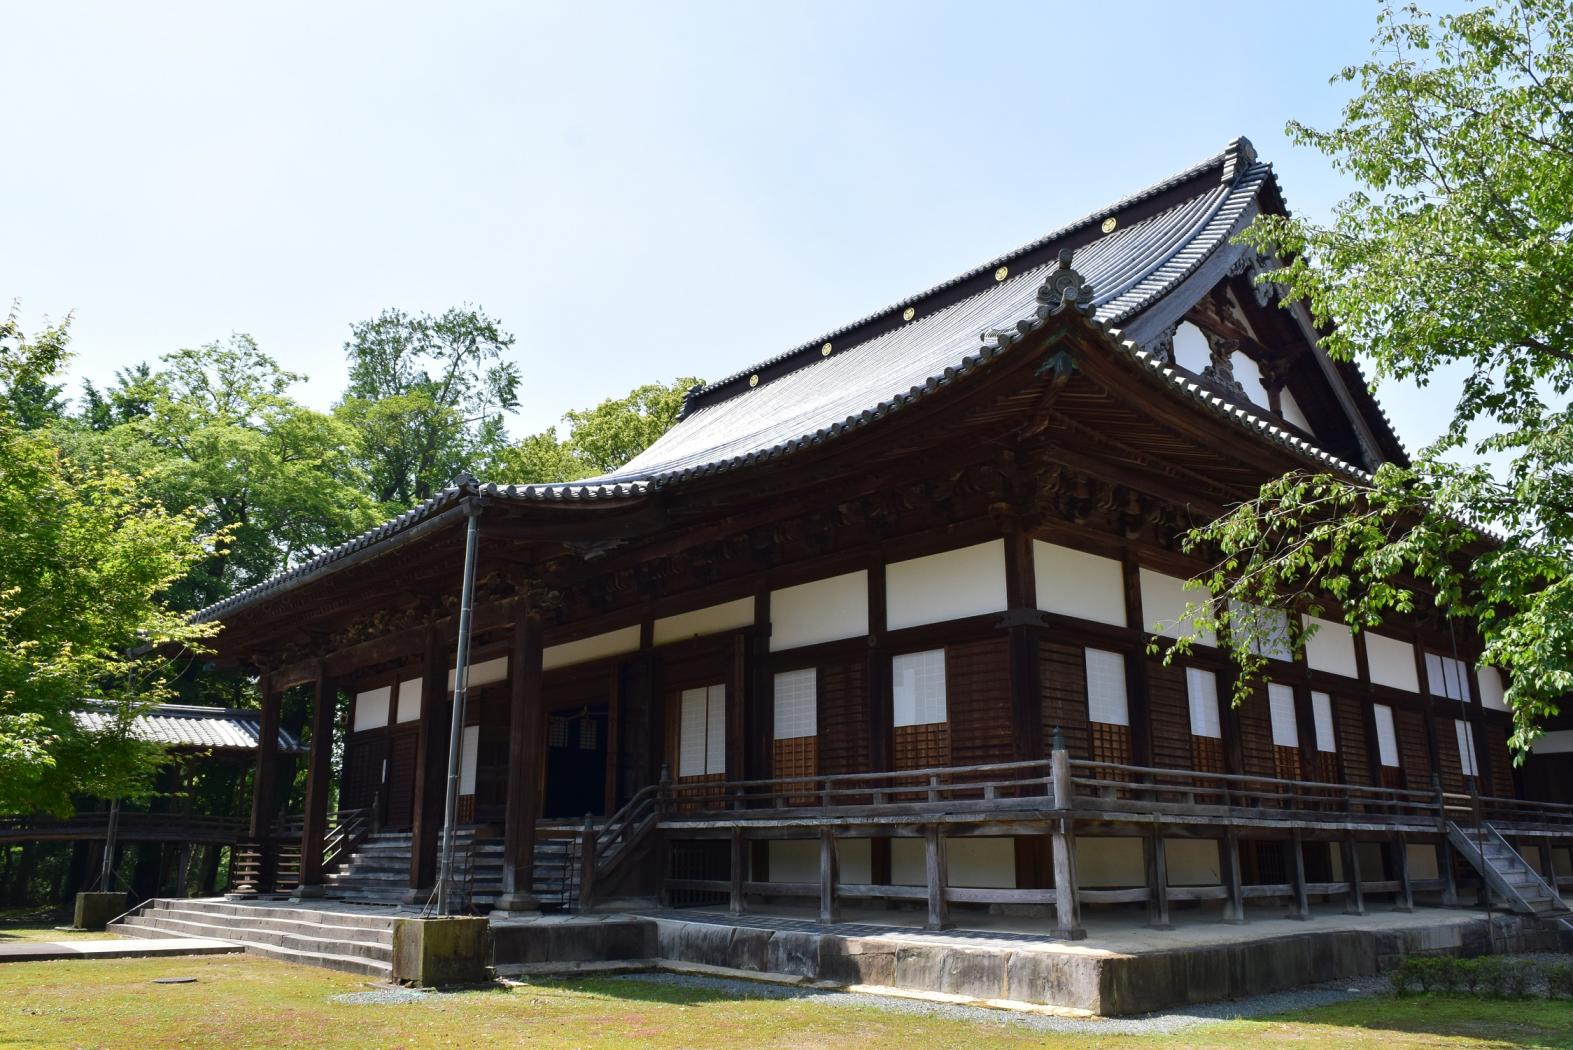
1221 830 1246 924
1342 837 1365 915
1289 829 1311 920
247 674 281 896
1049 728 1084 939
1394 831 1414 912
820 830 840 924
1439 838 1459 906
578 814 597 913
1144 827 1171 930
924 824 951 931
1539 843 1556 890
730 828 745 915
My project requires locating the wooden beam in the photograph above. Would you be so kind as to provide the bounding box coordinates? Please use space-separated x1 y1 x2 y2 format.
730 828 745 916
924 824 950 931
1220 831 1247 923
1394 832 1415 912
820 829 840 924
1343 837 1366 915
1144 827 1172 929
1289 828 1311 920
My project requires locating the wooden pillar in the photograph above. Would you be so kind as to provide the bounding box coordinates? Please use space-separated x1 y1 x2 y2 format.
406 629 450 899
1439 839 1459 906
1221 830 1246 923
496 610 546 914
1342 837 1365 915
820 830 840 924
729 828 745 915
867 563 890 774
1288 829 1311 920
1121 553 1154 767
294 667 336 897
924 824 950 931
1050 739 1084 938
1394 832 1415 912
1005 531 1044 763
1144 827 1172 929
247 674 280 893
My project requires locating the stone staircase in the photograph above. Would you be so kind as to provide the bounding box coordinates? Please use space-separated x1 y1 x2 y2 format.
322 828 583 911
1449 821 1573 919
109 898 395 977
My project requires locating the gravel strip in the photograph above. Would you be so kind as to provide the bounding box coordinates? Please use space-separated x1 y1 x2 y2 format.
597 970 1391 1036
330 986 433 1006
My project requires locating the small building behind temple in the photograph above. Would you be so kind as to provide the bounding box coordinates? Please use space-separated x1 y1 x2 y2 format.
121 137 1573 972
1 703 305 907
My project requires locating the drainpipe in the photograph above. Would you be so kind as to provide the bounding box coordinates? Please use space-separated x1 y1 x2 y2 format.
436 500 483 916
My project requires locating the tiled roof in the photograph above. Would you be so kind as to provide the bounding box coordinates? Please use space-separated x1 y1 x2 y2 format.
192 136 1392 627
73 701 306 754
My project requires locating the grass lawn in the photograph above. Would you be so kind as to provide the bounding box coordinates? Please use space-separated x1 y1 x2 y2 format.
0 954 1570 1049
0 908 105 943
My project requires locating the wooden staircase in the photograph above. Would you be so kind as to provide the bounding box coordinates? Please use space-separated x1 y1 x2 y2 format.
1448 821 1572 921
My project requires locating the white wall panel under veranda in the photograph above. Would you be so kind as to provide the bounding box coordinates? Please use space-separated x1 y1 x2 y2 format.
885 541 1007 631
654 598 755 647
1076 837 1145 888
543 625 641 671
1167 839 1222 885
770 571 868 651
1303 615 1358 678
1138 569 1215 646
767 839 871 885
1033 541 1126 627
1366 634 1420 692
887 837 1013 887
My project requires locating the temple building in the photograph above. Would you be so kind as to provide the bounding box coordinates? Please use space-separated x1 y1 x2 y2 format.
175 136 1572 935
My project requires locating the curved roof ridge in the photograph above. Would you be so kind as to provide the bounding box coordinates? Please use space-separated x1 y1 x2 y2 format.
683 137 1254 410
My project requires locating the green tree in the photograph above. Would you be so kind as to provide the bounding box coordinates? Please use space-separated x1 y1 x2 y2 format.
0 316 218 815
491 377 700 484
1162 1 1573 749
0 304 70 429
336 306 519 506
80 362 156 432
58 337 383 612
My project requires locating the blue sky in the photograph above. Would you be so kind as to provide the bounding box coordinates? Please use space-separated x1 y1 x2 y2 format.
0 1 1444 453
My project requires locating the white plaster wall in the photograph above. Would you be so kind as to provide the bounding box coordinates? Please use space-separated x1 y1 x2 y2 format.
395 677 422 723
1478 666 1509 711
1033 541 1126 627
543 625 640 671
353 686 391 732
1532 730 1573 755
653 597 754 646
1407 844 1440 880
459 725 478 795
448 656 508 690
891 838 924 886
946 838 1017 889
1166 839 1222 886
771 571 868 652
1076 837 1145 888
1366 633 1419 692
1139 569 1215 646
768 840 874 885
885 541 1007 631
1280 389 1314 433
1303 615 1359 678
884 837 1014 888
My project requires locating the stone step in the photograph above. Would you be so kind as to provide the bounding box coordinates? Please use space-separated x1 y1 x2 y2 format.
114 921 390 978
145 903 394 944
116 912 393 963
149 898 396 931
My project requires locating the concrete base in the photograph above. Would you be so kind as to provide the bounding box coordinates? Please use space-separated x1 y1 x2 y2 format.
0 936 241 963
610 904 1566 1016
490 892 542 917
291 885 326 900
72 891 130 932
492 914 657 968
391 916 491 987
